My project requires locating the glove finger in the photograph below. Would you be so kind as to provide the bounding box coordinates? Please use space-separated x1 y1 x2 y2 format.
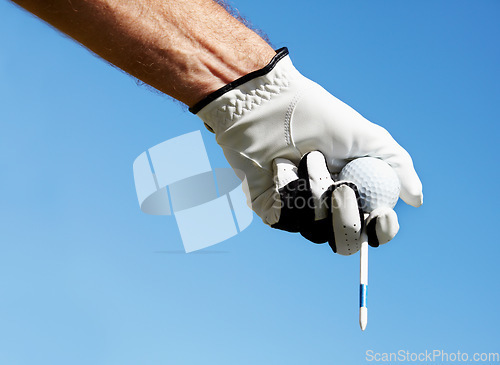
365 206 400 247
272 152 335 242
296 151 337 244
297 151 334 220
384 145 423 208
269 158 304 232
330 182 364 256
272 152 337 244
274 158 299 189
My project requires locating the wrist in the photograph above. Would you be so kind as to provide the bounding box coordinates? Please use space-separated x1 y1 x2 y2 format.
184 44 276 108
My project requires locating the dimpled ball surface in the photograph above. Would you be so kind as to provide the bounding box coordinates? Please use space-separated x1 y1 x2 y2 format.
338 157 401 213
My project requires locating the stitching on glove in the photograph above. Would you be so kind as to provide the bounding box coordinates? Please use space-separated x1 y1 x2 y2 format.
206 71 291 128
284 87 311 148
189 47 289 114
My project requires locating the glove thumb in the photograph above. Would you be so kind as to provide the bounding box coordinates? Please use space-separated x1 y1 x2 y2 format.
365 206 400 247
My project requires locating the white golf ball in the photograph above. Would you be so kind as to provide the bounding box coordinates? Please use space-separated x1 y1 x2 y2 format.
338 157 401 212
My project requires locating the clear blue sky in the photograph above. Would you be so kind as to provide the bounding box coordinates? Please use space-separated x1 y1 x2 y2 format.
1 1 499 364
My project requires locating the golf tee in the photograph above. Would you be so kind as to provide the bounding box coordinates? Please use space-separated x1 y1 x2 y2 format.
359 234 368 331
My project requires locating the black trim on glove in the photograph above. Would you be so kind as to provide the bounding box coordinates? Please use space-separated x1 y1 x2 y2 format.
189 47 290 114
366 218 380 247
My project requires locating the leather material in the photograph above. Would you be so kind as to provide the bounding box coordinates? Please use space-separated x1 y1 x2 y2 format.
195 50 422 252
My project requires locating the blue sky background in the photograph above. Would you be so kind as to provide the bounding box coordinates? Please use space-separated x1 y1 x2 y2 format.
1 1 499 364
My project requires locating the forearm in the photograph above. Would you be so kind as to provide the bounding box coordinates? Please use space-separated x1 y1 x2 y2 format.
10 0 275 106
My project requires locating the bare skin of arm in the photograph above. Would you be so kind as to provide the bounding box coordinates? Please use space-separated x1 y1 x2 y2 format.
9 0 276 107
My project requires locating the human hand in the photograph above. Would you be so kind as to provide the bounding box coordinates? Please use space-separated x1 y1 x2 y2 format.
190 48 423 255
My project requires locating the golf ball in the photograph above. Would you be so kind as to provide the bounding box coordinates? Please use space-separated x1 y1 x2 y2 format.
338 157 401 212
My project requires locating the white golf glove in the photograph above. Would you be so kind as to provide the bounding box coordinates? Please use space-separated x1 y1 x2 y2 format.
190 48 423 255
